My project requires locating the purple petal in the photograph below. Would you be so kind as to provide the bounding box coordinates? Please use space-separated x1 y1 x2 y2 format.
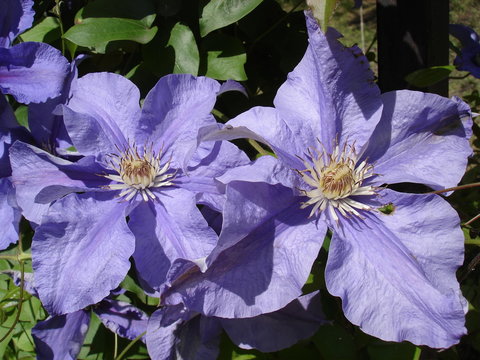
9 141 109 225
326 189 466 348
221 291 326 352
216 155 300 191
218 79 248 97
65 72 141 151
0 42 69 103
32 192 135 315
362 90 472 190
0 0 34 47
0 177 20 249
450 24 480 49
93 299 148 341
146 305 222 360
273 12 382 153
32 310 90 360
28 57 83 153
200 108 305 169
140 74 220 168
163 182 327 318
180 139 250 210
130 188 218 292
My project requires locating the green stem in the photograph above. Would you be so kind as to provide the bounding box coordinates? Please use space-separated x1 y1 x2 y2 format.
114 333 118 359
465 239 480 246
248 139 269 156
54 0 66 56
0 260 25 342
465 213 480 226
429 182 480 194
412 347 422 360
114 331 146 360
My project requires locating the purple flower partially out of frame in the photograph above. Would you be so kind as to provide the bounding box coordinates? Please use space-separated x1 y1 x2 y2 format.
0 95 30 250
161 13 472 348
4 271 147 360
146 292 326 360
450 24 480 78
10 72 248 316
0 0 70 103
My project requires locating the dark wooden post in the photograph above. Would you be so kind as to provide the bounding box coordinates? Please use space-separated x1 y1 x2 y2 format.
376 0 449 96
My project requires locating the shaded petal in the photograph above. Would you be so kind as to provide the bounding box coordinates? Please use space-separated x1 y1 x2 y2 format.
221 291 326 352
0 177 20 249
32 192 134 315
163 182 327 318
180 139 250 210
130 188 218 292
94 299 148 341
32 310 90 360
199 108 304 169
66 72 141 150
10 141 108 225
326 189 466 348
140 74 220 168
28 56 84 153
0 42 69 103
216 155 300 190
0 0 34 47
218 79 247 97
362 91 472 190
146 305 222 360
449 24 480 49
273 12 382 153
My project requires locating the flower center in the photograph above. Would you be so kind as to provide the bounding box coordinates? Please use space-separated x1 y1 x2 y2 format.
297 141 376 221
103 144 175 202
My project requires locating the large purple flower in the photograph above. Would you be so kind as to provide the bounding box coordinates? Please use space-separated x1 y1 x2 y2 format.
161 13 472 348
10 72 248 315
0 0 69 103
450 24 480 78
146 292 325 360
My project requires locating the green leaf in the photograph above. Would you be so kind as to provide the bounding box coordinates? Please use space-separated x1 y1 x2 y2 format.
201 33 247 81
405 66 455 88
167 23 200 75
78 0 156 27
14 105 28 129
63 18 157 53
306 0 338 32
199 0 263 37
19 17 61 43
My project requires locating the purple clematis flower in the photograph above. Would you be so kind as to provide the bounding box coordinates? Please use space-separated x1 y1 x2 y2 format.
4 271 147 360
0 95 30 249
146 292 325 360
160 13 473 348
9 72 248 316
0 0 70 103
449 24 480 78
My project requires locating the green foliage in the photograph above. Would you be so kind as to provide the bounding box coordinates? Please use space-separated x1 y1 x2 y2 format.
200 0 264 37
306 0 338 32
405 66 455 88
63 17 158 54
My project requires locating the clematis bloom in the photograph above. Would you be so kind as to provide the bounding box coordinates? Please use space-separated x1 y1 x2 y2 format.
0 0 69 103
10 72 248 315
450 24 480 78
162 12 472 348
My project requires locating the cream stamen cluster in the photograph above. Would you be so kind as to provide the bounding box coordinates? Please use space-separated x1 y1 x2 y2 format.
103 144 175 202
297 141 376 221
